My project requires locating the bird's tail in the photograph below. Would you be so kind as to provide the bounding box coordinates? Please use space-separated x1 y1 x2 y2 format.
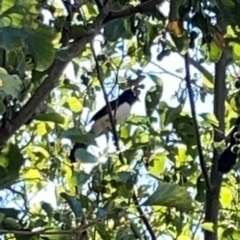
69 142 87 163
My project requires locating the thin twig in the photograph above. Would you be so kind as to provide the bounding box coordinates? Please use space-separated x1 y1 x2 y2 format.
184 53 211 192
150 61 184 80
103 0 166 24
7 186 29 218
91 45 124 164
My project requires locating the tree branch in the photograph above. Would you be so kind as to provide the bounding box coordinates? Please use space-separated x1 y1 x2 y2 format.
204 51 227 240
103 0 165 24
184 53 211 192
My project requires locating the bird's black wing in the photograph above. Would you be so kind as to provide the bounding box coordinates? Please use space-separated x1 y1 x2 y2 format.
90 98 119 122
218 146 237 173
90 89 136 122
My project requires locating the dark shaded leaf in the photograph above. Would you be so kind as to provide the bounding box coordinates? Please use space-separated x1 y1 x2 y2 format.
142 181 194 211
41 202 53 219
0 67 22 98
104 18 132 42
222 227 240 239
145 74 163 116
26 23 56 71
60 192 83 218
74 148 98 163
62 127 97 146
33 113 65 124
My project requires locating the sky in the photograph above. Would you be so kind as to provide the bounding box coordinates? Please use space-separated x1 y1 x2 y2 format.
0 1 216 239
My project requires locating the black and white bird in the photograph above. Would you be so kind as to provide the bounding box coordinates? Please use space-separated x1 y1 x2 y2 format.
89 87 139 137
69 87 140 163
218 117 240 173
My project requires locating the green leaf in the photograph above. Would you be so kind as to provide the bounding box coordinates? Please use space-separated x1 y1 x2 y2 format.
41 201 53 219
145 74 163 116
199 113 219 127
60 192 83 218
126 115 149 125
149 151 168 175
142 182 194 211
22 168 41 180
0 67 22 98
36 122 47 136
65 96 82 113
134 130 150 145
171 33 190 54
201 222 214 232
74 171 90 185
26 23 56 71
118 171 134 183
220 187 232 208
33 112 65 124
0 27 25 49
2 217 22 230
0 97 6 114
0 212 5 225
0 172 19 190
104 18 132 42
62 127 96 146
3 144 24 172
231 42 240 62
222 228 240 239
209 40 222 62
74 148 98 163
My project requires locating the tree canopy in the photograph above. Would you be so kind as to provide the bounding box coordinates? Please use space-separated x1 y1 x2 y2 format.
0 0 239 240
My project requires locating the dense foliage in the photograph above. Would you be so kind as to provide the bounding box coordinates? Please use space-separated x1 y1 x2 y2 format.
0 0 240 239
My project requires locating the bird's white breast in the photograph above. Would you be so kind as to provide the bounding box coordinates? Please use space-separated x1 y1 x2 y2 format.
114 102 131 124
89 102 131 137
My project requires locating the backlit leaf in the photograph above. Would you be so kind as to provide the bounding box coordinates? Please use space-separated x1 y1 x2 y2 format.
149 151 168 175
220 187 232 208
199 113 219 127
201 222 214 232
209 40 222 62
66 96 82 113
22 168 41 180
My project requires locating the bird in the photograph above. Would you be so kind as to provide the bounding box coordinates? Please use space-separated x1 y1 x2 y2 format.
69 87 140 163
89 87 139 137
218 117 240 173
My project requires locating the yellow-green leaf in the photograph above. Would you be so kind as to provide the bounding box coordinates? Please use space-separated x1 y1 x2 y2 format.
22 168 41 180
220 187 232 208
201 222 214 232
199 113 219 127
66 96 82 113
